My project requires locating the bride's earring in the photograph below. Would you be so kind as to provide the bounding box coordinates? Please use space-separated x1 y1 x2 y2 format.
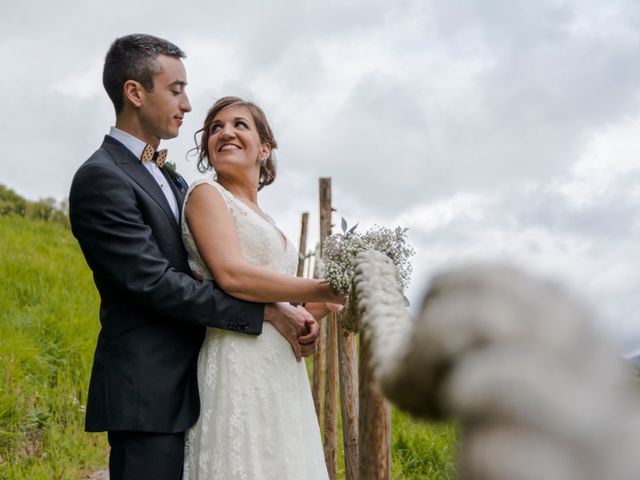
258 155 268 167
207 159 218 180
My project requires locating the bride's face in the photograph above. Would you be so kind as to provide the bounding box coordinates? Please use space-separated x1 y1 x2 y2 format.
207 104 270 176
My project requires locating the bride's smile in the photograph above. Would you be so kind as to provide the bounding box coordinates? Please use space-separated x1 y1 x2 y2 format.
218 143 240 151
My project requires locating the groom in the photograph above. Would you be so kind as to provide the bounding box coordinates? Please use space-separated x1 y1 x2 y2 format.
69 34 319 480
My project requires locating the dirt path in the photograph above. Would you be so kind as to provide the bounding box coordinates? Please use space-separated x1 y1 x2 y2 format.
86 469 108 479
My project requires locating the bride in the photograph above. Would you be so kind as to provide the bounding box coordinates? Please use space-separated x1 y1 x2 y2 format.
181 96 343 479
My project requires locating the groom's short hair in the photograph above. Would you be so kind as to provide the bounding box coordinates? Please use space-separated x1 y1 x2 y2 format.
103 33 186 114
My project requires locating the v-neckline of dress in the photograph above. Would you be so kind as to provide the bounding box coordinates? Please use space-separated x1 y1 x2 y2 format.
217 182 288 251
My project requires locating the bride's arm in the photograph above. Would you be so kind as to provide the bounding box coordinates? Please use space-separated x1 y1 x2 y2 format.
185 183 343 304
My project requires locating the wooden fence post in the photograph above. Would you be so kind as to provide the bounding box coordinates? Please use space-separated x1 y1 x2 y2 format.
325 312 339 480
311 245 325 425
338 323 359 480
359 325 391 480
319 177 338 480
296 212 309 278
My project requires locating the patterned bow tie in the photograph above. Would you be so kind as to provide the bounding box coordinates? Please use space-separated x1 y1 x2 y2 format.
140 144 168 168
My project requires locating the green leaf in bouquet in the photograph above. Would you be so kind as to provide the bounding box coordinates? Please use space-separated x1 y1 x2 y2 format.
401 293 410 307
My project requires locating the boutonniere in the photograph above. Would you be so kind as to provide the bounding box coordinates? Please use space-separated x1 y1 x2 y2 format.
163 161 189 194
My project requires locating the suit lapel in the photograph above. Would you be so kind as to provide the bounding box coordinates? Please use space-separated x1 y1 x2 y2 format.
101 136 181 233
162 167 185 223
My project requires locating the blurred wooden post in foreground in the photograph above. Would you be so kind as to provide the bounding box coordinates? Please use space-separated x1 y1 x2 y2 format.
319 177 338 480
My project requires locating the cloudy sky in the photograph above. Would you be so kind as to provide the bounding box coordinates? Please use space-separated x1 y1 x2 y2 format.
2 1 639 352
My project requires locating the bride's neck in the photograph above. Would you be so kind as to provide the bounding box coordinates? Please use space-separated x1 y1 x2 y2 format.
217 174 259 204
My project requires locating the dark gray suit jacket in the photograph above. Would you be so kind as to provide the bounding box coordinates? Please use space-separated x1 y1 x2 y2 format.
69 135 264 433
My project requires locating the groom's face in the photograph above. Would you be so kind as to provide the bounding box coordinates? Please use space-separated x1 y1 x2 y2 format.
139 55 192 143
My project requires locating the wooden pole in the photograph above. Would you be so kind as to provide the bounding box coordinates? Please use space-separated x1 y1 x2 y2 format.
338 323 359 480
319 177 338 480
296 212 309 278
311 246 325 424
325 312 339 480
304 251 312 278
359 326 391 480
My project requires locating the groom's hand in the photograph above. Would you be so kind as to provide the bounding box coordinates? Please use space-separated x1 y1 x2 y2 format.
264 303 311 362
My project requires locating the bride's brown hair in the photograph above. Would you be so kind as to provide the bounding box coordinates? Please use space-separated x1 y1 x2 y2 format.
194 96 278 190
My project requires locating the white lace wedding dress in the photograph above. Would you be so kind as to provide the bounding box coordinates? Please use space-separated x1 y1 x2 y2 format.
182 179 329 480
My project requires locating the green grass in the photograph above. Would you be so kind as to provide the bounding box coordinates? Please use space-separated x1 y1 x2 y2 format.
392 411 458 479
0 216 107 479
1 215 458 479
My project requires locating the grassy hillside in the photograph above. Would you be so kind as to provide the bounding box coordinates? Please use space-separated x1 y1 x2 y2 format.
0 215 458 479
0 216 107 479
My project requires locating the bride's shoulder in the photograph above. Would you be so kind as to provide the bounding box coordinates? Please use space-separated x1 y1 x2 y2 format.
186 178 232 203
182 179 236 223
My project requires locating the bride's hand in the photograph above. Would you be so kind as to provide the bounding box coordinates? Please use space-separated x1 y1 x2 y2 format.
333 292 348 305
264 303 311 362
326 302 344 314
325 286 347 305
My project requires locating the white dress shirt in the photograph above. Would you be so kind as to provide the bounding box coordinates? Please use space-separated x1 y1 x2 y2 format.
108 127 179 221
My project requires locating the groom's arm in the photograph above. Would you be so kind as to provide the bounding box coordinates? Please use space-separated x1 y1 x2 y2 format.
69 159 264 333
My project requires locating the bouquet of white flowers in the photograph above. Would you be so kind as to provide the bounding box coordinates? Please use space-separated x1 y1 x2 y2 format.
320 220 414 331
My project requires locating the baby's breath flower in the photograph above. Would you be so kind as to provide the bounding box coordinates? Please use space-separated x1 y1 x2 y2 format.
321 225 415 295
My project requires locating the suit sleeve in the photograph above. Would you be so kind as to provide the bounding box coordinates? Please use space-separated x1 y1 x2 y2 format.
69 160 264 334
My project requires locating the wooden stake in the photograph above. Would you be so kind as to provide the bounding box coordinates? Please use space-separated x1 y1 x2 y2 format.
296 212 309 278
338 323 359 480
311 246 325 425
319 177 338 480
324 312 339 480
318 177 332 255
359 326 391 480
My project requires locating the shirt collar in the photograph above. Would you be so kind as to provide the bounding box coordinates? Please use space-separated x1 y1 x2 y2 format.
108 126 155 160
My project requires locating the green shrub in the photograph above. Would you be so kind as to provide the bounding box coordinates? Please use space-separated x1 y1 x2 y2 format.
0 185 27 217
0 184 69 228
